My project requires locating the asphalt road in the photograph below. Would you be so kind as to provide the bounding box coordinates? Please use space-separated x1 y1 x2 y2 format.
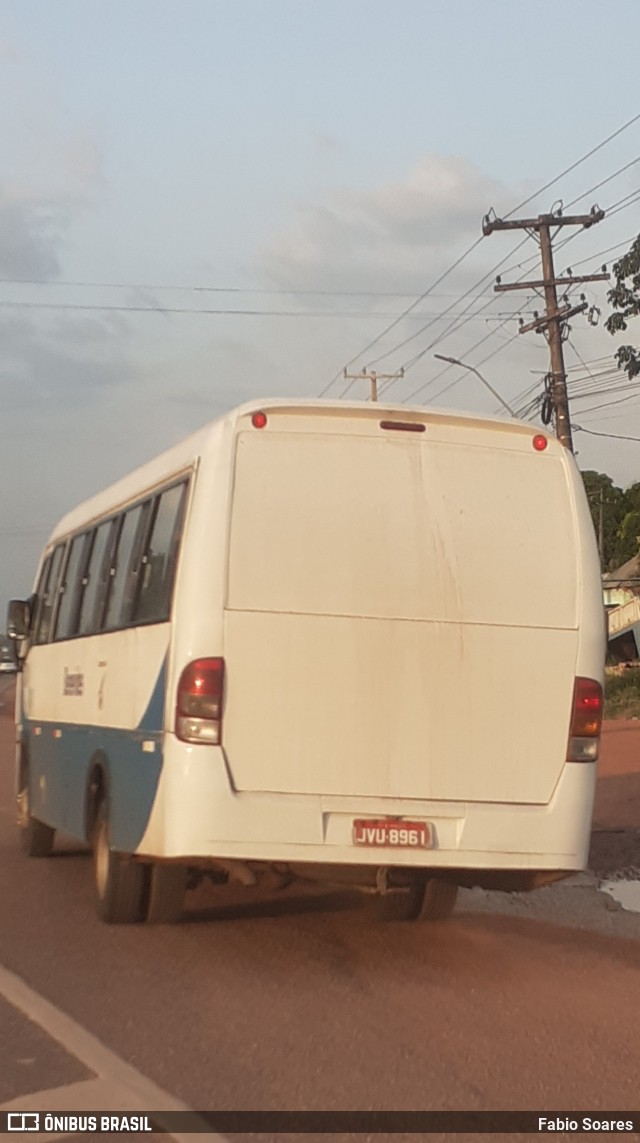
0 702 639 1129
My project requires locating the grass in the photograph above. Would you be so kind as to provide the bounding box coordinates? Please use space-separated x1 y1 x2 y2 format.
604 668 640 719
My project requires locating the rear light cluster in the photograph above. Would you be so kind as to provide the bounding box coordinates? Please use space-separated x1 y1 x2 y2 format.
567 676 603 762
175 658 225 744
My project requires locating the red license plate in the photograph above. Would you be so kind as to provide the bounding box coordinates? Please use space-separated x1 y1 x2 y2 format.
352 819 432 848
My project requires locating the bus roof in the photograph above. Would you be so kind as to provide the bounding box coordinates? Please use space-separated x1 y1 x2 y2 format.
46 398 553 545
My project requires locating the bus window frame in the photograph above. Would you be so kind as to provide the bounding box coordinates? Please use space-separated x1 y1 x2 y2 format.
30 474 191 645
53 531 94 643
34 543 67 645
132 481 189 626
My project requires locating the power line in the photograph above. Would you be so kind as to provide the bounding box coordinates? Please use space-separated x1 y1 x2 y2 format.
427 329 521 407
572 388 640 415
603 186 640 214
348 122 640 387
370 245 547 400
563 236 637 272
0 299 520 320
571 380 639 401
401 316 519 405
373 196 616 380
0 277 504 301
503 111 640 218
484 209 610 451
563 156 640 210
510 355 619 414
512 378 545 414
362 199 627 405
563 354 618 372
607 190 640 220
366 236 534 369
512 340 625 423
567 365 622 387
574 424 640 442
550 190 640 265
404 309 518 390
567 337 597 378
579 397 640 422
318 233 486 397
322 111 640 398
569 378 629 400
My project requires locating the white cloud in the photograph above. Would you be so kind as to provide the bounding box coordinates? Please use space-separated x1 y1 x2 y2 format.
0 195 67 279
59 132 106 202
0 122 106 281
261 154 521 293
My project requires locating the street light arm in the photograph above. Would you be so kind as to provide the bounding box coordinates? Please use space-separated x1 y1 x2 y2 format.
433 353 516 417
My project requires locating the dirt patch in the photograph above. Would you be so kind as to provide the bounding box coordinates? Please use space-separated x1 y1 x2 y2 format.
593 720 640 838
589 828 640 878
593 771 640 830
0 678 15 718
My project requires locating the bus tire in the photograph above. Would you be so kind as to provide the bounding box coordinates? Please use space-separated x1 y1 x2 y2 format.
17 758 55 858
418 878 458 921
373 878 426 921
92 798 146 924
145 864 187 924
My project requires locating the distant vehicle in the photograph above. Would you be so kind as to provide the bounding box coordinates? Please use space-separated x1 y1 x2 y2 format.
7 399 606 924
0 635 17 674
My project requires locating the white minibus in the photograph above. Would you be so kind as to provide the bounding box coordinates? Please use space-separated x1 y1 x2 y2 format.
8 399 606 923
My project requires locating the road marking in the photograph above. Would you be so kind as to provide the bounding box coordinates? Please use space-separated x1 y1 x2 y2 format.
0 962 224 1142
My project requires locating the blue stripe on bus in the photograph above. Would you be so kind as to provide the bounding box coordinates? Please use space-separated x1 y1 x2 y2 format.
138 658 167 731
24 658 167 854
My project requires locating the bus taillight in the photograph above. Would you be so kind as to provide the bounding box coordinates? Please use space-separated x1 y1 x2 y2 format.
175 658 225 744
567 677 602 762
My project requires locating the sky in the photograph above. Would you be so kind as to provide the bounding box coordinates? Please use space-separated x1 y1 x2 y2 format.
1 0 640 607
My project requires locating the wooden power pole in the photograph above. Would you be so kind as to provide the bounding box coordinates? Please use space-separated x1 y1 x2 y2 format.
342 368 404 403
482 207 609 452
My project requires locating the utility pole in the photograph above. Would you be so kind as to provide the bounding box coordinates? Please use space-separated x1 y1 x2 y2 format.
482 206 609 452
343 367 404 403
586 486 606 568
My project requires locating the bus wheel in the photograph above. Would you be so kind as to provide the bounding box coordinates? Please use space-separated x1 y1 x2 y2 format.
17 762 55 858
373 878 426 921
418 879 458 921
92 799 146 924
145 865 187 924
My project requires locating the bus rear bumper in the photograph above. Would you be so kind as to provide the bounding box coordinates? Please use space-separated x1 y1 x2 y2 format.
137 743 597 875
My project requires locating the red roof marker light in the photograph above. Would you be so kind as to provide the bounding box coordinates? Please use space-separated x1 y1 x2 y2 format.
532 434 548 452
252 411 268 429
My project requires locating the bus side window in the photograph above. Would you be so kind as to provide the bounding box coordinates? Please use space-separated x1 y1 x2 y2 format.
31 555 52 642
102 503 150 631
34 544 66 645
135 482 188 624
78 519 117 636
54 533 92 641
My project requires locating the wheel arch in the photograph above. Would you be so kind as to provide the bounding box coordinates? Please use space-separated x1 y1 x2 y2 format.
16 736 28 794
84 751 111 843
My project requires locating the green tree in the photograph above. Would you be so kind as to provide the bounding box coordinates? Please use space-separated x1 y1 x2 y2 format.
622 480 640 511
581 470 626 569
614 508 640 567
605 233 640 378
611 480 640 567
